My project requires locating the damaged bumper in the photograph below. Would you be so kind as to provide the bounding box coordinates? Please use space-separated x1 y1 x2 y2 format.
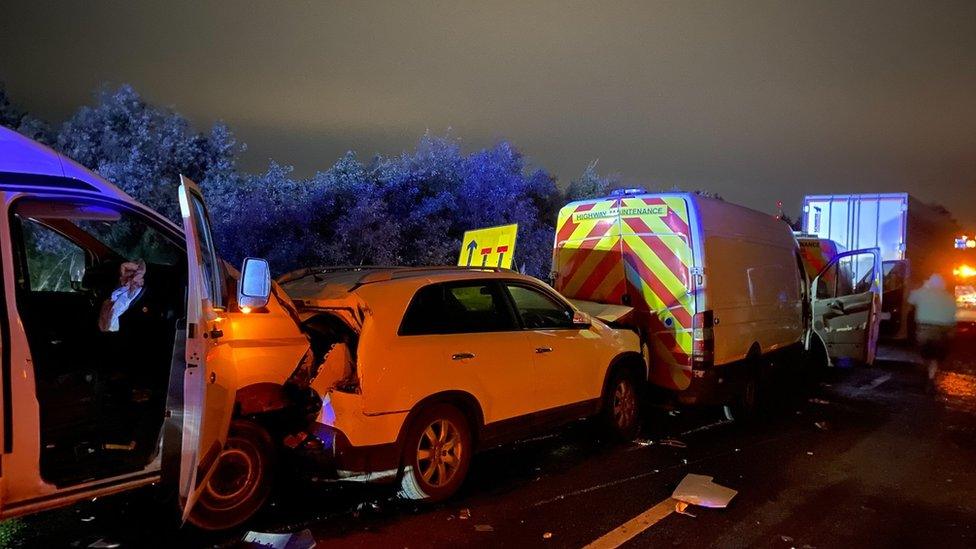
289 423 401 483
286 391 407 483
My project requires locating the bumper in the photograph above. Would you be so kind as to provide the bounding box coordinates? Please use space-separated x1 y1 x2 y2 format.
677 360 754 406
291 422 401 483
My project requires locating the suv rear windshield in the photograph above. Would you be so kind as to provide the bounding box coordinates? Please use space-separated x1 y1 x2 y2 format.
399 281 516 335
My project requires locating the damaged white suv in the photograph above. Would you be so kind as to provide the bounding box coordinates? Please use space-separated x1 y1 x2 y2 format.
279 267 647 501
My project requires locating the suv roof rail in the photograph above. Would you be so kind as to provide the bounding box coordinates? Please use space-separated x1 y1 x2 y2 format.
278 264 517 286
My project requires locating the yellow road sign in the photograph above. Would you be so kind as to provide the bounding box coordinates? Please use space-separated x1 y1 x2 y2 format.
458 224 518 269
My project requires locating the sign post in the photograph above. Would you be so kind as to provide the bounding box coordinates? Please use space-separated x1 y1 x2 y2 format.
458 224 518 269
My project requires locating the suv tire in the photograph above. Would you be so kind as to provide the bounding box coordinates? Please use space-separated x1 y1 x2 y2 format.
398 404 472 502
602 368 642 441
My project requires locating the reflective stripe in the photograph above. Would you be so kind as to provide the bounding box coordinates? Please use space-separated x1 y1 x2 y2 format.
555 195 696 390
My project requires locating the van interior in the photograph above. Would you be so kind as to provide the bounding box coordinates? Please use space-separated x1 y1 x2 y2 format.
10 198 186 487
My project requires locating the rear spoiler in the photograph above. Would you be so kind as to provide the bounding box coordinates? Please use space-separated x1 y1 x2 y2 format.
570 299 635 326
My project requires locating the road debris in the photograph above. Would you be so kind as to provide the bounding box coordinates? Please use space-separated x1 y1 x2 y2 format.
671 474 738 508
88 540 120 549
475 524 494 532
814 421 830 431
633 438 655 447
808 397 831 405
242 529 316 549
674 501 697 517
543 532 553 540
681 419 733 436
660 438 688 448
459 508 471 520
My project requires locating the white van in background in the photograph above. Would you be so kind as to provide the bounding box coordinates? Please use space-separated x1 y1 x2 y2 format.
0 127 310 530
553 189 882 414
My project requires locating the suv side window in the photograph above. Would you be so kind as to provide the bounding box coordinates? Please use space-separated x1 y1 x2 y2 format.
399 281 516 335
506 284 575 329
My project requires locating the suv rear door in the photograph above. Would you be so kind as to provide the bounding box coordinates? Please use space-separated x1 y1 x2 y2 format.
811 249 882 365
176 175 239 521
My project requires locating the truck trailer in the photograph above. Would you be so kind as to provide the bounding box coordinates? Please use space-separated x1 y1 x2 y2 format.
801 193 960 339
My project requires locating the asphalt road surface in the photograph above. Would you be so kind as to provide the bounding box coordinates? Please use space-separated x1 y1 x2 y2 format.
5 328 976 548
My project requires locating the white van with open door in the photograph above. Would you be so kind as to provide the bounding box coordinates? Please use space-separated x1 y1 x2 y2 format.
807 248 883 366
0 127 310 529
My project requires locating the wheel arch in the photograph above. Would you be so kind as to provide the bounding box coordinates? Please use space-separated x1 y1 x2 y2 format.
234 382 289 417
601 351 647 401
396 391 485 449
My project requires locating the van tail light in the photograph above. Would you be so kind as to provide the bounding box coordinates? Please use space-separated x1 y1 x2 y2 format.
692 310 714 370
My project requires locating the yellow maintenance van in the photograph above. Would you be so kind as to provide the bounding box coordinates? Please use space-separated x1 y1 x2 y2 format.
552 188 881 412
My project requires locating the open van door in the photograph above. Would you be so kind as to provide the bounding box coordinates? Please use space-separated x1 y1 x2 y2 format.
176 175 238 521
811 249 882 365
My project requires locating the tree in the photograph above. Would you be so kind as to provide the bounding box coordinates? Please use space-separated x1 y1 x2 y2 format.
566 160 617 201
56 85 240 222
0 82 54 144
0 84 567 277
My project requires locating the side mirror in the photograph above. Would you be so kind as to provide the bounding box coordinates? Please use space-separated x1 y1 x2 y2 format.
238 257 271 310
572 310 592 328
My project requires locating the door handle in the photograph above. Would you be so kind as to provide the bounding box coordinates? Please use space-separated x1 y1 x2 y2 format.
535 347 553 354
452 352 475 360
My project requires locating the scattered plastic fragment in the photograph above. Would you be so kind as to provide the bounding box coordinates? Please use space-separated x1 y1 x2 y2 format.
543 532 553 540
475 524 494 532
806 451 814 456
80 515 95 522
780 535 794 543
660 438 687 448
671 474 738 508
814 421 830 431
242 529 316 549
459 508 471 520
634 438 655 447
674 500 697 517
808 397 831 405
88 540 121 549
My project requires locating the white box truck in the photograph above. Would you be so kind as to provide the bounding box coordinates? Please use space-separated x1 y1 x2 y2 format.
802 193 960 339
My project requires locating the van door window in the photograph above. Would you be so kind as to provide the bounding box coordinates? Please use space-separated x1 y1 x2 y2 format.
505 284 575 329
187 195 224 308
399 282 516 335
19 220 87 292
817 253 876 299
10 198 186 487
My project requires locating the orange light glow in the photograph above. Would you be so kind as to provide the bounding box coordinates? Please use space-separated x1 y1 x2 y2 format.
954 264 976 279
240 306 252 314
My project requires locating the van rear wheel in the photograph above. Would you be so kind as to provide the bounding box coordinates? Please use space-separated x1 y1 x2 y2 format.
723 376 759 422
187 419 275 531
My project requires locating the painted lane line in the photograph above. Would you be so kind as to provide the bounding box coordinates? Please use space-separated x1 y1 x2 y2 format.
856 373 892 394
680 418 733 437
583 497 678 549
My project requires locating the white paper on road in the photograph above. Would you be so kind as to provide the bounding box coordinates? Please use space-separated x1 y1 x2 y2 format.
242 529 316 549
671 474 738 508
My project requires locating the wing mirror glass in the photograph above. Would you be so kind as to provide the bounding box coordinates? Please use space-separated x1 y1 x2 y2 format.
238 257 271 310
572 310 592 328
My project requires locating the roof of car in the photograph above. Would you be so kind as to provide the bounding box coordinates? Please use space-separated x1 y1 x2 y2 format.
0 126 130 200
279 265 539 300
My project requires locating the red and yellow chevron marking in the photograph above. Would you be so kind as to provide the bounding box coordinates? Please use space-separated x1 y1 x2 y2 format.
554 195 695 391
553 198 628 304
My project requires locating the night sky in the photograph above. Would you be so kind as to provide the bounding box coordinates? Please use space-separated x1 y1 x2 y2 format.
2 1 975 223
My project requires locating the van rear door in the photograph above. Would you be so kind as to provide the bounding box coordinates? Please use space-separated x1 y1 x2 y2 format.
811 249 882 365
176 175 239 521
616 195 696 390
